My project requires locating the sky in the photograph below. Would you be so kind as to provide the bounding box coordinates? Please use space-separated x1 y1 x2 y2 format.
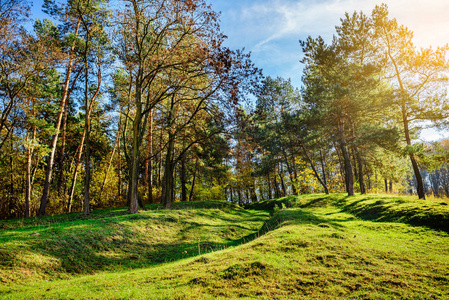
29 0 449 141
211 0 449 142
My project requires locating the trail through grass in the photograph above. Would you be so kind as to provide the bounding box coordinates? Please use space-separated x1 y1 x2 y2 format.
1 195 448 299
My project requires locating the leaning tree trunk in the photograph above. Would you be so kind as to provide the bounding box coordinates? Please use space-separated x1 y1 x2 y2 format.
299 140 329 194
99 137 118 198
57 68 81 197
38 20 81 216
403 112 425 199
83 50 91 216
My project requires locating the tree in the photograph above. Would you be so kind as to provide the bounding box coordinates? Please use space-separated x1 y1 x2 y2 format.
116 0 259 212
372 4 449 199
38 0 83 216
300 10 397 197
300 37 358 196
71 0 110 215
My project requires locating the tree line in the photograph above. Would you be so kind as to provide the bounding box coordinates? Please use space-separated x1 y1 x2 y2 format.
225 4 449 205
0 1 448 219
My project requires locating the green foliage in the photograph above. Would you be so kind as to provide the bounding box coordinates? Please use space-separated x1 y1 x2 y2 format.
245 195 296 211
192 184 225 201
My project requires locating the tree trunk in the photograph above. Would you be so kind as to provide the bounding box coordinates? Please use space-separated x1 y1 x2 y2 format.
267 174 272 199
158 125 163 187
338 116 354 196
180 151 187 202
25 100 37 218
25 142 32 218
341 143 354 196
162 134 175 208
385 179 388 193
251 185 257 202
299 140 329 194
356 148 366 194
39 20 81 216
273 171 281 198
332 141 346 186
129 111 141 214
389 180 393 193
279 163 286 196
229 186 234 203
189 158 199 202
57 94 69 196
117 116 122 202
320 150 328 192
237 189 242 206
145 109 154 203
68 142 84 213
57 68 81 197
282 149 297 195
9 134 14 216
83 52 91 216
99 136 118 198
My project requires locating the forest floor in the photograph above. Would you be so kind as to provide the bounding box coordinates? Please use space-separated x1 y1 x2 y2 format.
0 193 448 299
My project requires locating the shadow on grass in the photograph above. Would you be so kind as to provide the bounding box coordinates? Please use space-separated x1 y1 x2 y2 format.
3 206 340 279
339 197 449 233
248 193 449 233
0 205 271 280
300 194 449 233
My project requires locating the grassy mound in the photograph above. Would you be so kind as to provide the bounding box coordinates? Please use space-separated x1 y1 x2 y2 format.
1 194 448 299
0 201 268 284
249 193 449 233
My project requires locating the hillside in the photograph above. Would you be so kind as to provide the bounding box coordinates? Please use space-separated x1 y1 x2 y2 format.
1 194 448 299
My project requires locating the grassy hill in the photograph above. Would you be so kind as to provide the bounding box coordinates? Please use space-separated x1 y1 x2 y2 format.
0 194 448 299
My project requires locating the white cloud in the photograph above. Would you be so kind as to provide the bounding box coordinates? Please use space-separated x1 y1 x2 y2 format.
224 0 449 51
216 0 449 88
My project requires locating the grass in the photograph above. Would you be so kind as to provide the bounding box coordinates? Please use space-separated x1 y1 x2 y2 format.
0 194 448 299
0 201 268 284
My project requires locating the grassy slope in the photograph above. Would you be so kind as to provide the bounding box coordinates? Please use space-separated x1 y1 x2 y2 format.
1 194 449 299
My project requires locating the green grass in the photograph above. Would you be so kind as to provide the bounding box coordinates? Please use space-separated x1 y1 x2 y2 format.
0 201 268 284
1 194 448 299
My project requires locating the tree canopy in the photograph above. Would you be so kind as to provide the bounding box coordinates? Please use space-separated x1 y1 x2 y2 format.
0 1 448 219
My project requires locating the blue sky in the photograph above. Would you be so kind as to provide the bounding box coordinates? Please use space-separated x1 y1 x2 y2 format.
211 0 449 141
211 0 449 88
30 0 449 141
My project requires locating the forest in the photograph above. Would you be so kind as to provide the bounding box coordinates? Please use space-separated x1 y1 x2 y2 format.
1 0 449 220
